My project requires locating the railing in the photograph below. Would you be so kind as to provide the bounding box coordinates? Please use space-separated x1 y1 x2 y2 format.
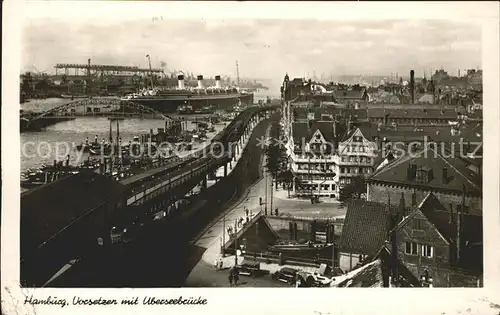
123 106 277 205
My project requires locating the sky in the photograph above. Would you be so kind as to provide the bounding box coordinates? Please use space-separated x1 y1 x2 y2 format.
21 17 481 89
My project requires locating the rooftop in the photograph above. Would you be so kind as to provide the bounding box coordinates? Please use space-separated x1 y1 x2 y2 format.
339 200 401 255
368 144 482 196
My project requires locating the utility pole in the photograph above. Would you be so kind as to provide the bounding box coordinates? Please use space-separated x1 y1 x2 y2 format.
270 175 274 215
264 168 268 215
222 207 225 257
234 218 238 266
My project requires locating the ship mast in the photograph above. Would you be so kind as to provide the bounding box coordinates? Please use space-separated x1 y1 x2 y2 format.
236 60 240 88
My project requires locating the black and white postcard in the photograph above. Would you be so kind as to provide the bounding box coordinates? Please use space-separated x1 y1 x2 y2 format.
2 1 500 315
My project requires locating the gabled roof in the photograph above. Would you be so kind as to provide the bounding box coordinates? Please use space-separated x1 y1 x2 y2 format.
292 120 335 144
340 200 399 255
393 192 483 244
368 144 481 196
340 122 379 142
21 170 126 258
310 121 335 143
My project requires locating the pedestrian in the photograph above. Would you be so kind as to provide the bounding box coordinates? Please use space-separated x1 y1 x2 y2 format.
233 272 239 286
245 208 249 217
219 258 223 270
214 259 219 271
275 208 279 216
228 272 233 287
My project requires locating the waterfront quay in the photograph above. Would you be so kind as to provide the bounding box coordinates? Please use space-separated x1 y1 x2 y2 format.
20 105 278 287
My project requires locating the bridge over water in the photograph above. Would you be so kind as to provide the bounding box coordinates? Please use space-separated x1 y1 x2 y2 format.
20 105 279 287
20 98 177 132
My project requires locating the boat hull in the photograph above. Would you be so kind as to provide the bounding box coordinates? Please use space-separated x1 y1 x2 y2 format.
124 93 254 114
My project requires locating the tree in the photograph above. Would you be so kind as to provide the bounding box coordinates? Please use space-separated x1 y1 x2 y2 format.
338 175 367 202
265 123 288 189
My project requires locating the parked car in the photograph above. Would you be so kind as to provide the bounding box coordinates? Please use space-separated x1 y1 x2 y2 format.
309 272 332 287
271 267 298 285
234 260 264 277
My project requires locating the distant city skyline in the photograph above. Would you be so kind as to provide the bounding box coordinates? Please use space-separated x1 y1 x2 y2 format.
22 15 481 89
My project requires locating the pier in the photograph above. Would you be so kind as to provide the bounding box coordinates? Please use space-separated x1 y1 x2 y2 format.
20 105 279 287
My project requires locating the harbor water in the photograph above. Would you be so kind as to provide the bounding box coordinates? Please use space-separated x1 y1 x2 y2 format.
20 90 278 173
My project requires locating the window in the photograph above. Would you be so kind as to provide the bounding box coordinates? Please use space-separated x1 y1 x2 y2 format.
421 245 433 258
405 242 418 255
414 219 424 230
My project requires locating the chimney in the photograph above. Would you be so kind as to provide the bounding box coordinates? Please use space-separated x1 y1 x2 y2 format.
399 192 405 220
177 74 185 90
215 75 222 89
197 75 204 89
410 70 415 104
448 203 453 224
442 167 448 185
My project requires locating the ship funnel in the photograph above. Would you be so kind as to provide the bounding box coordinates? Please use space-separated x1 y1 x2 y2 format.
197 75 204 89
215 75 221 89
178 74 185 90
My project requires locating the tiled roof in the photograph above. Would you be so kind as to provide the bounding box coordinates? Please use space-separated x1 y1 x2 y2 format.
292 122 309 144
293 107 369 122
21 170 126 257
367 108 458 119
291 121 335 144
340 122 379 142
368 144 481 195
333 89 367 100
339 200 398 255
423 195 482 240
375 125 482 145
393 192 483 270
311 121 335 143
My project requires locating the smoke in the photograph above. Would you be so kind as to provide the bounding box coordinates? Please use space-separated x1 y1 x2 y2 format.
159 60 167 68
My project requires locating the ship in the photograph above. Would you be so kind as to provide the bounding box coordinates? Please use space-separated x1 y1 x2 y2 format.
120 74 254 114
20 158 100 189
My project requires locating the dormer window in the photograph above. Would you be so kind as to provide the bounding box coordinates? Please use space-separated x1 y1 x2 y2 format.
415 166 434 184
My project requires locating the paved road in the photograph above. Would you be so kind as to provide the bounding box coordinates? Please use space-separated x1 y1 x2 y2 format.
186 253 290 287
47 115 277 287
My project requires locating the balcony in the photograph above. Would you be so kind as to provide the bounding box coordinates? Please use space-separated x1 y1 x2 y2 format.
293 155 338 163
338 159 374 166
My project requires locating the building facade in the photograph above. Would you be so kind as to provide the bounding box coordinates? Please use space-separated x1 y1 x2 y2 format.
391 192 482 287
337 127 378 189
